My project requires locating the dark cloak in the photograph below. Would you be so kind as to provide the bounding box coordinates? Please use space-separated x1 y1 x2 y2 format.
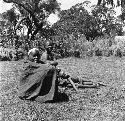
18 62 58 103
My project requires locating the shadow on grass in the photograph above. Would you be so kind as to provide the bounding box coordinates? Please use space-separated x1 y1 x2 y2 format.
21 92 69 104
45 92 69 103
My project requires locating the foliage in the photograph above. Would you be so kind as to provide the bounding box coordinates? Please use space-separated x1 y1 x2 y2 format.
49 2 124 58
1 0 124 58
52 1 123 43
97 0 125 7
91 5 123 36
52 3 96 41
97 0 125 21
0 8 20 48
2 0 60 49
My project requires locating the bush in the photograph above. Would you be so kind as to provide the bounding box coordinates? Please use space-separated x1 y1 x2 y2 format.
50 35 117 58
102 49 113 57
95 48 103 56
121 49 125 56
74 50 80 58
115 48 122 57
80 41 94 58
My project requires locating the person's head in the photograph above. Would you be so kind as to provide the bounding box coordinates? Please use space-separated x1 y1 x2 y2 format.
28 48 41 63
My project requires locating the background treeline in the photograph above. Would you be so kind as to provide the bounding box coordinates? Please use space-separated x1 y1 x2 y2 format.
0 0 125 60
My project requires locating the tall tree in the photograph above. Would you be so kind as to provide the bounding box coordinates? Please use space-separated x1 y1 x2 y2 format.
52 3 90 40
3 0 60 48
52 2 106 41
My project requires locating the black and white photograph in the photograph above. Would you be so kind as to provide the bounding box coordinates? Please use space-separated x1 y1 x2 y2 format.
1 0 125 120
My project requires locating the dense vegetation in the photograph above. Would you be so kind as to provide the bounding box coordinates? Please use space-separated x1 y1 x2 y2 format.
0 0 125 59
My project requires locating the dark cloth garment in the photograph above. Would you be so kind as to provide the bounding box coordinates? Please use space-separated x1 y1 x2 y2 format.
18 61 58 103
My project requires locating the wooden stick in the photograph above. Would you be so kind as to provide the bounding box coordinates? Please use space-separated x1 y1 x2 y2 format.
67 77 78 92
68 77 106 89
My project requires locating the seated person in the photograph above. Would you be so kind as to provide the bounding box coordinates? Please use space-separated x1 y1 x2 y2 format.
18 48 59 103
28 48 46 64
28 48 58 66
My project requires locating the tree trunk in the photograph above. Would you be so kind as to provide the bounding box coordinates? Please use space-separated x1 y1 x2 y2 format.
30 22 43 41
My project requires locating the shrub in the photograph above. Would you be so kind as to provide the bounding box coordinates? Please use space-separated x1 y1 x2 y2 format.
95 48 103 56
80 41 94 58
115 48 122 57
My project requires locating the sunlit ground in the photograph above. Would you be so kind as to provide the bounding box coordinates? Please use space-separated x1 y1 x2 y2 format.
1 56 125 120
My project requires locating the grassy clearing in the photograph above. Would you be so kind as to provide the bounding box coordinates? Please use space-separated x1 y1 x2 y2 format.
1 57 125 121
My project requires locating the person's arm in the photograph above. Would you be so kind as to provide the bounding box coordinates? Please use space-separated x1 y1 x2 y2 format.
49 61 58 67
45 60 58 67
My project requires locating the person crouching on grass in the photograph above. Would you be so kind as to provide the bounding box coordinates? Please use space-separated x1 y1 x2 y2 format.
18 47 60 103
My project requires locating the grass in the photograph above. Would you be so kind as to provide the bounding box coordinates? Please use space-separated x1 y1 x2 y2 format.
1 56 125 121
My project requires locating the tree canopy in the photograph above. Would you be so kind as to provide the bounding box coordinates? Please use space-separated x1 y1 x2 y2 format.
97 0 125 21
52 2 123 42
1 0 124 52
2 0 60 48
52 3 90 40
